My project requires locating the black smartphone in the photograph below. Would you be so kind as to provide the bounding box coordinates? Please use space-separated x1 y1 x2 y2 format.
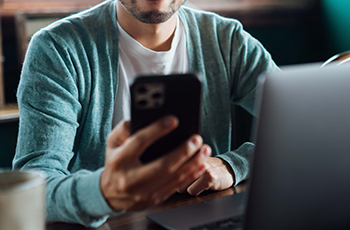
130 73 202 163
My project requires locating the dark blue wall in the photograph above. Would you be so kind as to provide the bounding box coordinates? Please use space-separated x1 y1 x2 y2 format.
0 121 18 168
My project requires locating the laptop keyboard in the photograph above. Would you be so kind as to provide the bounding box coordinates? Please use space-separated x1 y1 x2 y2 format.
190 215 244 230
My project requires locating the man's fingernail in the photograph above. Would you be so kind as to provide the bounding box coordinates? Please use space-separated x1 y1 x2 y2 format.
162 116 176 128
203 146 211 157
189 135 201 149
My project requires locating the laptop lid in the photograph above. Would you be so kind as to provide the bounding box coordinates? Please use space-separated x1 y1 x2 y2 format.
245 63 350 230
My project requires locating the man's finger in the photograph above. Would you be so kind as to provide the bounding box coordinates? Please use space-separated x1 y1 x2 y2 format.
187 173 211 196
158 135 204 173
107 120 131 148
174 145 211 194
121 136 204 196
122 116 179 160
142 135 203 182
134 144 210 195
156 145 211 194
176 178 195 194
148 161 208 205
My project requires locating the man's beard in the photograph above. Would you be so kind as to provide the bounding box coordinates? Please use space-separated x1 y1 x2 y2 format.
119 0 185 24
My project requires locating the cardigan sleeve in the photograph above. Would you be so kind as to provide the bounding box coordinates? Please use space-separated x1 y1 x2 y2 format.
230 21 279 116
218 21 279 185
13 30 120 227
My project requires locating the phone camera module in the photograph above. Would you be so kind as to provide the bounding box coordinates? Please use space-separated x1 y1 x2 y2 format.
134 83 164 109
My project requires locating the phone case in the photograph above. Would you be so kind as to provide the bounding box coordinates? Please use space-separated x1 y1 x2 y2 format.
130 73 202 163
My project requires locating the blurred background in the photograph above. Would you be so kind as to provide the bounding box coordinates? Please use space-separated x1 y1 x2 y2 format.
0 0 349 168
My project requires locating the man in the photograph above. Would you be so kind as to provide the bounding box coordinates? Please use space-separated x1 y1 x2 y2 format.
13 0 278 227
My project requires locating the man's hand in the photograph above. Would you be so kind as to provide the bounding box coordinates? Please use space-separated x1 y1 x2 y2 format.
100 116 211 212
177 157 235 196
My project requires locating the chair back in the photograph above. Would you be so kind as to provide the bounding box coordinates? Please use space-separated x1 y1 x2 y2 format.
322 51 350 67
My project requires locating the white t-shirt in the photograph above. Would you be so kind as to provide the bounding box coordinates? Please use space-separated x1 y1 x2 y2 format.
112 17 189 127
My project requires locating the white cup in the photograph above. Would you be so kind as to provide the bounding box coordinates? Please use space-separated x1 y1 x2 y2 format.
0 170 46 230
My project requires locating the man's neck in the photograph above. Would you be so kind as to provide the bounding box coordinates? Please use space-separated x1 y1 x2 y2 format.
117 2 177 52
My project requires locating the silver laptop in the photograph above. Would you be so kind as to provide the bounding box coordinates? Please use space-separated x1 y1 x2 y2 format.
147 63 350 230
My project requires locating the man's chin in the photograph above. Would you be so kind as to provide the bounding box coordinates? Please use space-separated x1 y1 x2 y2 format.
135 11 174 24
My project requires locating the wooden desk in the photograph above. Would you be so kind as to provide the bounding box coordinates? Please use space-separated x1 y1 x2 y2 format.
47 184 247 230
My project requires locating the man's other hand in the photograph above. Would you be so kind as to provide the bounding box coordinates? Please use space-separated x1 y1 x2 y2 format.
100 116 211 211
177 157 235 196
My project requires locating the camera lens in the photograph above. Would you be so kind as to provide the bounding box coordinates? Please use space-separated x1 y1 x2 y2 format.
152 92 162 99
137 99 148 108
137 85 147 94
